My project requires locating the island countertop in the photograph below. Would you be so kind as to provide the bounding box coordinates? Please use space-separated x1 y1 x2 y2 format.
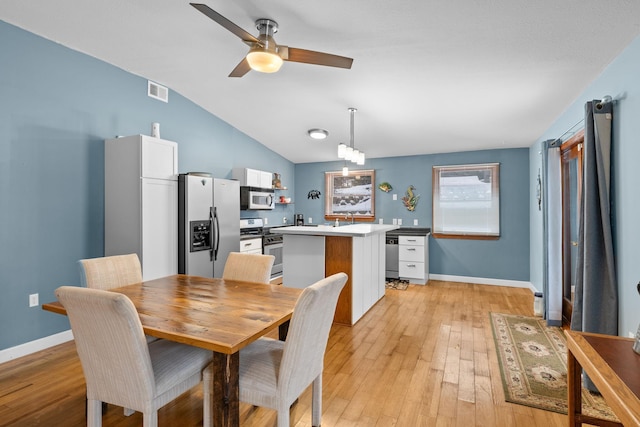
271 223 399 237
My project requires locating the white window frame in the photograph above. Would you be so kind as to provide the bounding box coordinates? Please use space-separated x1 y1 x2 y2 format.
432 163 500 239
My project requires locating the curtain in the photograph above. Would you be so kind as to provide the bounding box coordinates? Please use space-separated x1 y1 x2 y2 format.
570 100 617 391
541 139 563 326
571 100 617 334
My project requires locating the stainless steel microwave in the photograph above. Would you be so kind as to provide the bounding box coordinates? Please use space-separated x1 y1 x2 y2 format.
240 186 275 210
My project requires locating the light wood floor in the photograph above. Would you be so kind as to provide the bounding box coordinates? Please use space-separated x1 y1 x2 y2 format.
0 280 569 426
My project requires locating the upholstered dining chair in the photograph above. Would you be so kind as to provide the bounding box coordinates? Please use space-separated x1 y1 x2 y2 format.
78 253 149 416
78 253 142 290
203 272 348 427
56 286 212 427
222 252 275 284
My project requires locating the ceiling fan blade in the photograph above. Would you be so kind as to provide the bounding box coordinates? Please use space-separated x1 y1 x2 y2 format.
282 46 353 69
190 3 260 45
229 57 252 78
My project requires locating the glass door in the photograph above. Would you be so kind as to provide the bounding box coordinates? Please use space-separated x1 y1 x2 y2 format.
560 131 584 325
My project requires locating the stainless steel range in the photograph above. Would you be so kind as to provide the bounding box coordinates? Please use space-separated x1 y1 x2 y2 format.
263 229 284 279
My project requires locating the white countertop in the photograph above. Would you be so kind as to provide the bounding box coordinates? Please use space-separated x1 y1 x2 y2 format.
271 223 399 237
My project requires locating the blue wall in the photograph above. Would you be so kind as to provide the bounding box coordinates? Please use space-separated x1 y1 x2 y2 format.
294 147 530 281
529 34 640 337
0 21 295 351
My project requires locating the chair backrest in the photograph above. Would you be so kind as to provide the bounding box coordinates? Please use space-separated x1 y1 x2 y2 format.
78 254 142 290
279 272 347 400
55 286 156 408
222 252 275 284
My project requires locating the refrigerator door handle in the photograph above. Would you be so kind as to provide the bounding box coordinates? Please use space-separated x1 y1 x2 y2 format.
213 206 220 261
209 207 214 262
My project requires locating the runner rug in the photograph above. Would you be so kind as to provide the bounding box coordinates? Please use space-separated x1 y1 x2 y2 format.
489 312 618 421
385 279 409 290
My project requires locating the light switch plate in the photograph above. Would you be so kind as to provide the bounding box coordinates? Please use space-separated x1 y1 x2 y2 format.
398 219 403 225
309 217 313 224
414 219 418 226
393 194 397 200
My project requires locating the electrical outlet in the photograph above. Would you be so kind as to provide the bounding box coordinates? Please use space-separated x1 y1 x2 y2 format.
308 217 312 224
393 194 397 201
398 219 403 225
29 293 39 307
414 219 418 226
379 218 383 224
392 218 398 225
264 217 268 225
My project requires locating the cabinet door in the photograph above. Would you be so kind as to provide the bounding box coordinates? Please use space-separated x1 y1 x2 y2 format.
141 178 177 280
245 168 261 187
260 171 273 188
141 137 178 179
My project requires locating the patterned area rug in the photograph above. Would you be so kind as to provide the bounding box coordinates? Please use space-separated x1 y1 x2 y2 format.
490 312 618 421
385 279 409 290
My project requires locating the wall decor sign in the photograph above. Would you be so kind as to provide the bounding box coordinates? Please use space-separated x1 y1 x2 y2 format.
378 182 392 192
324 169 375 221
402 185 420 211
307 189 321 199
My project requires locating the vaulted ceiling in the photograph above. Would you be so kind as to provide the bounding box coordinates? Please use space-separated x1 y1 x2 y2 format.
2 1 640 163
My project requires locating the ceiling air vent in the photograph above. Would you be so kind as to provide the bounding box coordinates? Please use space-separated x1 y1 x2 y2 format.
147 80 168 103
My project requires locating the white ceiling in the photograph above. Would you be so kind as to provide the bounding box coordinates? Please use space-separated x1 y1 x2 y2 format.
2 1 640 163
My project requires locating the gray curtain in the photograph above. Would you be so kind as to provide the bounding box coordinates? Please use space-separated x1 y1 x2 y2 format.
541 139 563 326
571 100 617 335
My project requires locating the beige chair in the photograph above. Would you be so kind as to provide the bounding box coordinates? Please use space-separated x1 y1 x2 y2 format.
78 253 142 290
203 272 348 427
222 252 275 284
56 286 212 427
77 253 149 417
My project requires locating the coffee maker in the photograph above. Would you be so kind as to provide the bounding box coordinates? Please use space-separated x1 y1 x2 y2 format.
295 214 304 226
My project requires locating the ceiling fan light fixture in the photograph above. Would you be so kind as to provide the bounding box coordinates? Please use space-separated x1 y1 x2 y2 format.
308 129 329 140
246 49 283 73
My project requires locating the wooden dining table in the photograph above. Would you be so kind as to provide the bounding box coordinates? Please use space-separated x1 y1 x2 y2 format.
42 274 303 427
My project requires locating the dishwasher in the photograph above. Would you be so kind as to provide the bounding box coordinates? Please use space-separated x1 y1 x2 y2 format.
385 235 399 279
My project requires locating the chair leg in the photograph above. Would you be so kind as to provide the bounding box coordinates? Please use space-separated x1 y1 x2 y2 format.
312 375 322 427
87 399 102 427
203 366 212 427
277 402 290 427
143 410 158 427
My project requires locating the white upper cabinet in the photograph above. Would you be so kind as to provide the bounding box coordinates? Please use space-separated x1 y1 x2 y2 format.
233 167 273 188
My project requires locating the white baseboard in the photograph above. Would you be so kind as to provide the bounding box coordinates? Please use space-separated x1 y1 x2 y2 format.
428 274 536 293
0 329 73 365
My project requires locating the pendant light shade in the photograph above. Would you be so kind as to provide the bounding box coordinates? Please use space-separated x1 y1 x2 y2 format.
337 107 365 166
342 165 349 176
337 143 347 158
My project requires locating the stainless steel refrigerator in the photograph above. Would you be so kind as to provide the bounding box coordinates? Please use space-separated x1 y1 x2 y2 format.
178 173 240 277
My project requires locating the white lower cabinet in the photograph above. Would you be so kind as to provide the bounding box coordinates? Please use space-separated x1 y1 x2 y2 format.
399 234 429 285
240 238 263 255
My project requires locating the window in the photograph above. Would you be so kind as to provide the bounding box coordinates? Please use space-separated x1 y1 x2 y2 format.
432 163 500 239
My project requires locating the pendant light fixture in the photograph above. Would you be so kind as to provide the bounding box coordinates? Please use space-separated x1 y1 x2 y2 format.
337 107 365 173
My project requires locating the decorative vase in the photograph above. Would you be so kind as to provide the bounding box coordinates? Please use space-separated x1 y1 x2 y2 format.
272 173 282 189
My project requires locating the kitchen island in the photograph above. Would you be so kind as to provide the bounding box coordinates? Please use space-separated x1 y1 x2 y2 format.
272 224 398 325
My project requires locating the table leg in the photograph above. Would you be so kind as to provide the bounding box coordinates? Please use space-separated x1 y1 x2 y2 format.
279 320 290 341
567 347 582 427
211 351 240 427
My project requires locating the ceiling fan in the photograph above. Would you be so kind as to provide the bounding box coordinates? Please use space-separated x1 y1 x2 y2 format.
190 3 354 77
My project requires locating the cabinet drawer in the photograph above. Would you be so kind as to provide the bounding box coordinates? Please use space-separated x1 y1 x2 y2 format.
399 261 425 279
399 235 425 246
399 245 425 262
240 238 262 253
